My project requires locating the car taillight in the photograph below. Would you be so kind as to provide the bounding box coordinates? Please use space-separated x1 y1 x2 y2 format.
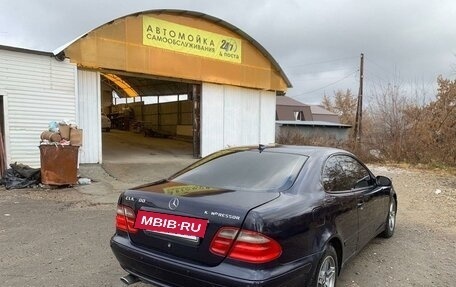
210 227 282 263
116 204 138 234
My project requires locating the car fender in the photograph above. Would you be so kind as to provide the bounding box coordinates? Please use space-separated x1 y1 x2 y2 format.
319 229 344 273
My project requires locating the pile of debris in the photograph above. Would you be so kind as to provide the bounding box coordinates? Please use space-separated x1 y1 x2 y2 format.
38 121 84 186
40 120 82 147
0 162 41 190
0 121 86 189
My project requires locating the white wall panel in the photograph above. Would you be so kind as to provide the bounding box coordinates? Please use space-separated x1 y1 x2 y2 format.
223 86 243 146
77 70 101 164
224 86 260 146
259 90 276 145
201 83 276 156
0 49 77 167
201 83 224 154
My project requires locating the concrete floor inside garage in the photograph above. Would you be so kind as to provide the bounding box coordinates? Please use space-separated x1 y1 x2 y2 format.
100 129 197 184
102 129 193 163
74 129 198 205
102 129 196 183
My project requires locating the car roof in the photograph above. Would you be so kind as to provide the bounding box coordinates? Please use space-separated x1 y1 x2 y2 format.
266 145 347 156
205 145 354 166
232 145 352 162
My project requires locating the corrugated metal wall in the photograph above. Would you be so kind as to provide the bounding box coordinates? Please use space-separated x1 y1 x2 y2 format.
77 70 101 163
0 49 77 167
201 83 276 156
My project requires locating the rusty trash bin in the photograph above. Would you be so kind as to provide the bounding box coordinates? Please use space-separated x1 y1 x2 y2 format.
39 145 79 185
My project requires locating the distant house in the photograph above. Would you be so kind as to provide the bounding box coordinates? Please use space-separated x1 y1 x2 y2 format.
276 96 340 123
309 105 341 123
276 96 351 141
276 96 312 121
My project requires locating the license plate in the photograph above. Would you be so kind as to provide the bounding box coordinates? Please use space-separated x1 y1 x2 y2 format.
135 211 208 238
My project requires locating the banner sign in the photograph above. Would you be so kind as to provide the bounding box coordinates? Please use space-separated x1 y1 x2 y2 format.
143 16 242 63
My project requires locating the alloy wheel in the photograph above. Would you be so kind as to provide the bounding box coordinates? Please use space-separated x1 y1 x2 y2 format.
317 255 336 287
388 200 396 231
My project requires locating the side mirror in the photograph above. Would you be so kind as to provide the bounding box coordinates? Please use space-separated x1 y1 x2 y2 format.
376 175 392 186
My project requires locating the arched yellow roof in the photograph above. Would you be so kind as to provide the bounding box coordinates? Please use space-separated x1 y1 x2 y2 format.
64 10 291 92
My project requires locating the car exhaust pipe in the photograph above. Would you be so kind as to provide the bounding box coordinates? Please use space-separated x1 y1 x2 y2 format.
120 274 140 285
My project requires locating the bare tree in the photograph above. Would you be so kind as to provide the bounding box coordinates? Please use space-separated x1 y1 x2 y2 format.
322 89 357 125
425 77 456 164
320 77 456 167
367 79 414 161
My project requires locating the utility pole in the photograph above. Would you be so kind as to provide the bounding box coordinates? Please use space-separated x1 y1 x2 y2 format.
354 53 364 145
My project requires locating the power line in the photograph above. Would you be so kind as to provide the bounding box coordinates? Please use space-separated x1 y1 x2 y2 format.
285 56 358 68
365 58 391 75
292 70 359 97
364 70 389 83
365 58 388 72
290 67 356 76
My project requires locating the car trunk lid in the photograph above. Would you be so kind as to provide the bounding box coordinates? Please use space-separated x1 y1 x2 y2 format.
121 180 280 266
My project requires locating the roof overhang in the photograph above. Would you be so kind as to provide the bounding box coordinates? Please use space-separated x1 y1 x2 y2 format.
0 44 53 57
276 120 352 128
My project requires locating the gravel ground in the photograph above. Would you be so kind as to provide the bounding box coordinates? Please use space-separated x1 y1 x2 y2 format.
338 165 456 287
0 164 455 287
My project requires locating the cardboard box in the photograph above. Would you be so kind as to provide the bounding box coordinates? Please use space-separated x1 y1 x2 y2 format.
59 124 70 140
70 128 83 146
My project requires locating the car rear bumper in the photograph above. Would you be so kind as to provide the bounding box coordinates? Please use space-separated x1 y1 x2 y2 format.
111 235 318 287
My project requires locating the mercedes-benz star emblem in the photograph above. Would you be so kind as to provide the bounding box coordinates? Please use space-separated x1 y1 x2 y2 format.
169 198 180 210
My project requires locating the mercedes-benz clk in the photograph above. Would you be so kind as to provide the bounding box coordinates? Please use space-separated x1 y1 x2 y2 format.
111 145 397 287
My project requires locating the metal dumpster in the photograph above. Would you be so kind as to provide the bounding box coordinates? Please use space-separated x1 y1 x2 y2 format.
39 145 79 185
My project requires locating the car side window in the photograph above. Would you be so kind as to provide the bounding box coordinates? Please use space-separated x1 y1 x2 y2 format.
322 155 372 192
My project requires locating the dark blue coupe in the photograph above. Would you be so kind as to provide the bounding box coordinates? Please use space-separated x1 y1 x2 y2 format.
111 145 397 287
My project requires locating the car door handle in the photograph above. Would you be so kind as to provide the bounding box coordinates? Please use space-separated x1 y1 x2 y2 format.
357 202 364 209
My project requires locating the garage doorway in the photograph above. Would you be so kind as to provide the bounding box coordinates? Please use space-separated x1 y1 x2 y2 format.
99 71 201 163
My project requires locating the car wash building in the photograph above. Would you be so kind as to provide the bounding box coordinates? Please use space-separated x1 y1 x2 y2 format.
0 10 291 167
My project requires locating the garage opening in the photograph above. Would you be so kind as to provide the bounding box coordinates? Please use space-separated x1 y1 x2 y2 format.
67 11 291 166
99 71 201 162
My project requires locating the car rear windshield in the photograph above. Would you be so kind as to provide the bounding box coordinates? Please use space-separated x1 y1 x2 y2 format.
171 150 308 192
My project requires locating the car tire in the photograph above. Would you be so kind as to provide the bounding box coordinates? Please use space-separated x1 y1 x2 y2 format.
310 245 338 287
380 197 396 238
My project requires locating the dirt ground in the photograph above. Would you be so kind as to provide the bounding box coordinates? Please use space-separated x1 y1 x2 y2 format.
338 165 456 287
0 164 455 287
